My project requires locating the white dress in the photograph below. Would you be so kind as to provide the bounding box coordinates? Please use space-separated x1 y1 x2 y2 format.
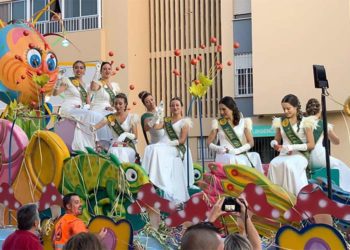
310 121 350 192
108 113 139 163
58 77 103 151
142 118 194 203
212 118 264 174
142 112 166 144
268 116 316 195
90 81 120 141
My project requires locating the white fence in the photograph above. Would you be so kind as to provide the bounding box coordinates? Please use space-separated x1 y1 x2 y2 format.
35 15 101 34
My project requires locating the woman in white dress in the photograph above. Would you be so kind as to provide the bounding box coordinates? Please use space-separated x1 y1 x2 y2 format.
207 96 263 173
138 91 165 145
305 98 350 192
142 97 194 203
268 94 316 195
52 60 103 151
90 61 121 142
92 93 139 163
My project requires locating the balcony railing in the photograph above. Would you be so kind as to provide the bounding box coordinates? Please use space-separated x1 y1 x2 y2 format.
234 52 253 97
35 15 101 34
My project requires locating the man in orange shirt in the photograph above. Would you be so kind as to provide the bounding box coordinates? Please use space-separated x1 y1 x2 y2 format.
53 193 105 250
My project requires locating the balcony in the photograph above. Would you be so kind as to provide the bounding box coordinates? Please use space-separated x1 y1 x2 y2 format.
35 15 101 34
234 52 253 97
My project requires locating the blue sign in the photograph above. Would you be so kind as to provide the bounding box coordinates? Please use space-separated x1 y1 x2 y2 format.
252 125 275 137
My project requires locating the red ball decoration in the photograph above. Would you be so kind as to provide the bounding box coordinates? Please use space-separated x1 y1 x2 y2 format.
233 41 240 49
115 67 120 71
227 60 232 66
37 70 43 76
23 30 29 36
108 51 114 57
120 64 126 69
129 84 135 90
197 55 203 61
216 64 223 70
133 101 137 105
194 80 200 85
216 45 222 52
190 58 198 65
210 36 217 44
200 44 206 49
174 49 181 56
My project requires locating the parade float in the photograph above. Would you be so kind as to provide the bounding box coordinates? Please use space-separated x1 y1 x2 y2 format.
1 4 350 250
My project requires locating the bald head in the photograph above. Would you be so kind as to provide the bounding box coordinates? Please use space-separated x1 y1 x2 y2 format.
181 222 223 250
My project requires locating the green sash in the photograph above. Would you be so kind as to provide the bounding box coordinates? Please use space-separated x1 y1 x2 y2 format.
313 119 324 144
164 117 186 159
281 117 311 177
100 80 115 105
218 118 255 168
106 114 137 152
141 112 153 145
69 77 88 104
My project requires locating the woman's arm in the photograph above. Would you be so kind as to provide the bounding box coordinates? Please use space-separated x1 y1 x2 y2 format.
52 83 67 96
328 129 340 145
207 129 218 145
90 81 101 91
93 118 108 130
305 127 315 150
178 124 189 145
244 128 254 148
131 123 138 140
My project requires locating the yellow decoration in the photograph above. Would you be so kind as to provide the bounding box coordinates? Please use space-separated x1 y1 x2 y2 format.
12 131 69 204
88 216 133 250
282 118 289 127
219 118 227 126
32 74 50 87
276 224 347 250
188 72 214 98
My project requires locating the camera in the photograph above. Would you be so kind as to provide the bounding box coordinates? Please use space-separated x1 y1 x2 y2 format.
221 197 241 212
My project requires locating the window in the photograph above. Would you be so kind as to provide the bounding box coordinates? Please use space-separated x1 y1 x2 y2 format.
65 0 97 18
234 16 253 97
0 0 26 22
33 0 48 21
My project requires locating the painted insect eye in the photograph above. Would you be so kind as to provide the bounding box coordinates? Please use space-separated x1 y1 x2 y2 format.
193 169 202 181
125 168 138 183
46 53 57 71
27 49 42 68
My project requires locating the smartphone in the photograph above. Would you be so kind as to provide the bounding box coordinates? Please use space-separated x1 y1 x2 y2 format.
221 197 241 212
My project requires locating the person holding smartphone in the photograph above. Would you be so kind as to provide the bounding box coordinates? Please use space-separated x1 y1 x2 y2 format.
205 197 262 250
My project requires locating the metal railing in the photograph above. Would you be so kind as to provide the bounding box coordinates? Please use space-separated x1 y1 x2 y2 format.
35 15 101 34
234 52 253 97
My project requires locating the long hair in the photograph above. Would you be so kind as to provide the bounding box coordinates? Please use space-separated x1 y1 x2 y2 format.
219 96 240 126
170 97 184 116
138 91 152 105
305 98 320 116
100 61 111 73
114 93 128 111
281 94 303 131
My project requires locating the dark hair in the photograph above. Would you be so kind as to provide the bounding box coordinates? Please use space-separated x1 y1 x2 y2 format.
224 233 253 250
181 222 221 250
138 91 152 104
63 193 79 210
114 93 128 110
219 96 240 126
72 60 86 69
170 97 183 106
100 61 111 73
305 98 320 116
17 203 39 230
281 94 303 131
63 232 105 250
